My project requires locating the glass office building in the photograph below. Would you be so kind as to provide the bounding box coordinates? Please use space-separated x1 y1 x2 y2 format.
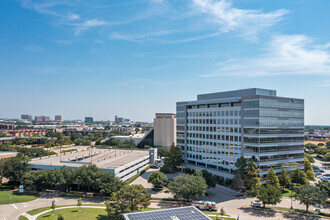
176 88 304 181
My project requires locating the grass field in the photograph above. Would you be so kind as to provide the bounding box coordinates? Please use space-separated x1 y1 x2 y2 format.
0 190 39 204
305 140 328 146
27 204 106 215
18 216 28 220
37 208 109 220
281 189 295 197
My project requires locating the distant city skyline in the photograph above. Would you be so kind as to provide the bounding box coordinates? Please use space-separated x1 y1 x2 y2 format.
1 0 330 124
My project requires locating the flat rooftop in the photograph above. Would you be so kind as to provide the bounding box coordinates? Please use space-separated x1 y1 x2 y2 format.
0 151 18 156
197 88 276 101
29 148 149 170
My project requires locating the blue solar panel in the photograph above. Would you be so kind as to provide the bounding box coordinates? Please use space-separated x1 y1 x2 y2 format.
123 206 212 220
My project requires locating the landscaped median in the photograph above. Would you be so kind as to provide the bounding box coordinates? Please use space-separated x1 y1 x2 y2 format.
0 190 39 204
124 164 152 184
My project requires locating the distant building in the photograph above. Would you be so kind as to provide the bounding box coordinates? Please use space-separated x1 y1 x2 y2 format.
35 116 50 122
154 113 176 149
0 124 14 130
55 115 64 122
85 117 93 123
124 118 130 122
115 115 124 124
21 114 32 121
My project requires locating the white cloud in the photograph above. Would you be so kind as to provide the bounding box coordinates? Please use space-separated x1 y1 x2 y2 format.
199 35 330 77
67 13 80 20
192 0 288 39
74 19 108 35
110 30 175 42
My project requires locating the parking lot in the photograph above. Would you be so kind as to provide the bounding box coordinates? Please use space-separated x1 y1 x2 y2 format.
313 157 330 180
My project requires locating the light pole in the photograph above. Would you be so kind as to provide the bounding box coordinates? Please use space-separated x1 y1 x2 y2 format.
290 183 293 209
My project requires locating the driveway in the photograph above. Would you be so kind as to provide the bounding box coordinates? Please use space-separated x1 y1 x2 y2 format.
130 168 182 199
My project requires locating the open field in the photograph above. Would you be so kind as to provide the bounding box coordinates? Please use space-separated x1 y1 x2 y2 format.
0 190 39 204
37 207 108 220
305 140 328 146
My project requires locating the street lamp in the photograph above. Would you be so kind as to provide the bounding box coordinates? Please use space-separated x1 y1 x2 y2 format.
290 183 293 209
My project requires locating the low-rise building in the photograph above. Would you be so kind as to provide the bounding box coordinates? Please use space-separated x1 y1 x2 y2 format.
29 148 157 181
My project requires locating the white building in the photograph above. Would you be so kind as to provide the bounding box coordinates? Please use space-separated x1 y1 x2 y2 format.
29 148 157 181
153 113 176 149
177 88 304 182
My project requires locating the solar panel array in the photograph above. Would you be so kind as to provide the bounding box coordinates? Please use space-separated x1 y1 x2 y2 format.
124 206 212 220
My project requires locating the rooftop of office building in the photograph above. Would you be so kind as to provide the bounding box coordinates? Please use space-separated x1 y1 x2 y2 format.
29 148 149 170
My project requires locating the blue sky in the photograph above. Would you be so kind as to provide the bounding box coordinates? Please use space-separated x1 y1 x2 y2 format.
0 0 330 124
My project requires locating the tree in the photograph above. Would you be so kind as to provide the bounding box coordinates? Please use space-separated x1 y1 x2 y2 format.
148 171 168 187
0 160 5 186
304 158 315 181
220 207 225 216
168 174 207 201
3 154 30 184
247 185 282 208
315 179 330 197
265 168 280 189
161 144 182 172
232 171 244 192
324 152 330 161
235 156 247 177
58 214 64 220
157 147 169 158
294 184 327 212
304 153 315 163
77 198 82 212
0 132 7 137
317 143 324 147
51 200 56 214
201 169 216 188
105 184 151 219
290 168 308 185
244 160 260 190
277 168 291 189
327 141 330 148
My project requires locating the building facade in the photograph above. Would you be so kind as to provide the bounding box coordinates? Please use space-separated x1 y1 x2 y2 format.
85 117 93 123
115 115 124 124
21 114 32 121
35 116 50 122
177 88 304 181
55 115 64 122
154 113 177 149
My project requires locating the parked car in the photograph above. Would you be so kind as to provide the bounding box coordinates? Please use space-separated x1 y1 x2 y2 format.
319 169 325 173
150 164 159 169
315 172 322 177
323 174 330 177
321 176 330 181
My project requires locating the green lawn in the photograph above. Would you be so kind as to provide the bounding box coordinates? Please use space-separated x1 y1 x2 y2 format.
37 208 109 220
0 190 39 204
210 217 235 220
27 204 106 215
281 189 295 197
18 216 28 220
